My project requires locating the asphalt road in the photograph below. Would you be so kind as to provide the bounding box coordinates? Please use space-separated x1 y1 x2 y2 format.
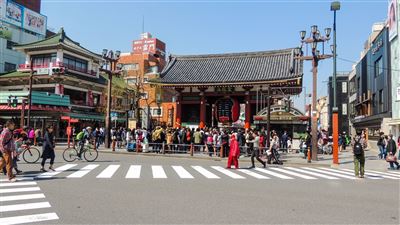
1 152 399 225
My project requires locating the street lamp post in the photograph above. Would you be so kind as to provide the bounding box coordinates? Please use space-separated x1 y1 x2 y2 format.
27 57 33 128
100 49 121 149
331 1 341 165
296 25 332 161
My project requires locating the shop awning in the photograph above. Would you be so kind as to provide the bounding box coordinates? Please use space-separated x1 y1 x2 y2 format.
0 105 70 112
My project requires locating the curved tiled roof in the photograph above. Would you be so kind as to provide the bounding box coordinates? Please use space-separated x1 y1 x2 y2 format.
159 48 303 85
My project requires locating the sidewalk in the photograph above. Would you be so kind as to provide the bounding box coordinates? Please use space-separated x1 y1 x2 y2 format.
54 143 394 172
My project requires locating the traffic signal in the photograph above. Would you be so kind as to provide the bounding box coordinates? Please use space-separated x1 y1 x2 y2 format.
7 96 11 107
12 97 18 107
284 99 291 112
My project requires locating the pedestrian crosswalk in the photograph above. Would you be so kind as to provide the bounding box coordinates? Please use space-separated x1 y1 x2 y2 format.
0 181 59 225
6 164 400 181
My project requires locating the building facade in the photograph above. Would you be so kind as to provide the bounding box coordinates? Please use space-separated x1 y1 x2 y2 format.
328 73 350 134
350 23 392 140
0 28 132 138
0 0 47 73
119 32 175 129
388 0 400 137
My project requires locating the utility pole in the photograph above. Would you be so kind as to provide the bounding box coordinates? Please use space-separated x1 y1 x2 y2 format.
27 57 33 128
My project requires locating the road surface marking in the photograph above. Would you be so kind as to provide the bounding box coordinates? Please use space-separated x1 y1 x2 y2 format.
0 212 59 225
211 166 245 179
364 170 400 178
126 165 142 178
342 169 399 180
270 168 317 179
36 164 77 179
172 166 194 179
0 177 34 182
191 166 220 179
302 167 356 179
0 187 41 194
319 168 382 180
285 167 339 180
238 169 270 179
67 164 99 178
0 193 46 202
0 181 37 187
96 165 120 178
152 166 167 178
386 171 400 176
0 202 51 212
254 168 294 179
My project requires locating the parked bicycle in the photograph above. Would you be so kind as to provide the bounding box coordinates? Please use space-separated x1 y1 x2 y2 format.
21 144 41 163
62 143 98 162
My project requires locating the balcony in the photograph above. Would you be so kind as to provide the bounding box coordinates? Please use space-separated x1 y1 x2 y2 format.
18 61 97 76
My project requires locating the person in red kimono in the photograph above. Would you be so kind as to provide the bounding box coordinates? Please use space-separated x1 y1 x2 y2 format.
226 133 240 169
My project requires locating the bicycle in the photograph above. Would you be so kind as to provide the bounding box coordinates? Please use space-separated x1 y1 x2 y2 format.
62 142 98 162
21 144 41 163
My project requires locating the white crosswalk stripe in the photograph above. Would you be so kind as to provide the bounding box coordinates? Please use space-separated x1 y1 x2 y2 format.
192 166 220 179
36 164 77 179
172 166 194 179
126 165 142 178
319 168 382 180
0 177 34 182
238 169 270 179
0 202 51 213
0 181 37 187
96 165 120 178
211 166 246 179
301 167 356 179
0 187 41 194
0 213 59 225
285 167 339 180
386 171 400 176
342 169 400 180
67 164 99 178
152 165 167 178
365 169 400 178
270 167 317 179
0 193 46 202
254 168 294 179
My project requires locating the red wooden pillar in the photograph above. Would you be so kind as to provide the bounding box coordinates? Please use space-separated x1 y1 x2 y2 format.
244 87 252 129
175 88 183 128
199 89 206 128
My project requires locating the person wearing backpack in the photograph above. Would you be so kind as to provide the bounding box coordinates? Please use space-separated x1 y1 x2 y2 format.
0 121 17 182
352 131 367 178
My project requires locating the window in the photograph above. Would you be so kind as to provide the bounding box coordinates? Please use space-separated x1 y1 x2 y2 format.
141 92 148 99
4 62 16 72
32 54 57 67
342 82 347 94
379 90 384 112
122 63 139 71
150 107 162 117
372 94 376 107
63 54 88 73
6 40 17 50
374 57 383 77
127 78 137 86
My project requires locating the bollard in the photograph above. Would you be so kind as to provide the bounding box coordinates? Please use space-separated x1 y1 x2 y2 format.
162 142 165 154
112 139 116 152
190 144 194 157
307 147 311 163
220 146 224 158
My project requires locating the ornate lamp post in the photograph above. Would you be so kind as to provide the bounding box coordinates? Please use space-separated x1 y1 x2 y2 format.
296 25 332 161
100 49 121 148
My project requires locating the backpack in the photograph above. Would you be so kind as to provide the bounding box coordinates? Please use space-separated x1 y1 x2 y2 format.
353 139 363 155
76 131 85 141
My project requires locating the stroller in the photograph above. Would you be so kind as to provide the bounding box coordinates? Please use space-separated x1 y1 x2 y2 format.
266 148 283 165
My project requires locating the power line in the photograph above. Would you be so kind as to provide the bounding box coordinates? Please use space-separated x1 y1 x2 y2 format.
338 57 400 72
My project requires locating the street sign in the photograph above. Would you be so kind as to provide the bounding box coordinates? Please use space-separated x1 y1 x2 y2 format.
37 68 49 75
111 116 118 121
61 116 71 120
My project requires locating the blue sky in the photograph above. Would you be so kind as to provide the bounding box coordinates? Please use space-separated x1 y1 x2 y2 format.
41 0 389 111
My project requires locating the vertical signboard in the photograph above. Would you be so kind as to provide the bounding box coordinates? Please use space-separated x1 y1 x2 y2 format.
388 0 398 41
23 7 47 36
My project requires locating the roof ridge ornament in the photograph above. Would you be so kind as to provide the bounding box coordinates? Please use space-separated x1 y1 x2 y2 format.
59 27 65 42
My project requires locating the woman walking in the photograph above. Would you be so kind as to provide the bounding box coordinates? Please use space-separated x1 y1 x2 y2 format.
40 126 55 172
226 133 240 169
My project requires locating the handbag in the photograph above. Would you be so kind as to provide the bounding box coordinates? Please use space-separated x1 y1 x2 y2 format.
386 153 397 162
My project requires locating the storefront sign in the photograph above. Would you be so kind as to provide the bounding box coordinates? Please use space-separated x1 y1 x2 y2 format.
23 7 47 36
0 22 11 39
397 87 400 101
388 0 398 41
371 39 383 55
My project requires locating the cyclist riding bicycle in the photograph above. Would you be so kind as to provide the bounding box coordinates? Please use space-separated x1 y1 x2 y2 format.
77 127 94 159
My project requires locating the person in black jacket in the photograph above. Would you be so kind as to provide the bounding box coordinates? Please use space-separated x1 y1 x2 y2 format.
40 126 55 172
387 134 400 170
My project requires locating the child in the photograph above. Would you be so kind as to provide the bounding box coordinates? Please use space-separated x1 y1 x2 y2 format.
287 137 292 153
13 134 24 175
